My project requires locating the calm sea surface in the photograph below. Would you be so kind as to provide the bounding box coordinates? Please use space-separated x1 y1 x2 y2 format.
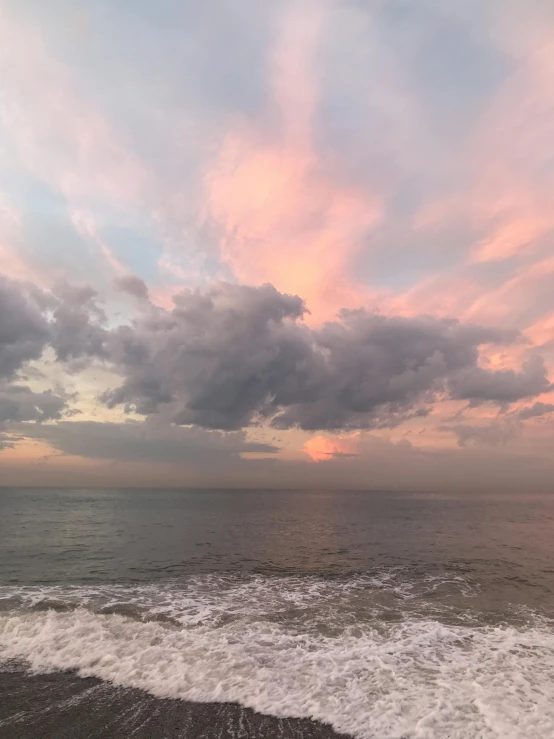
1 487 553 738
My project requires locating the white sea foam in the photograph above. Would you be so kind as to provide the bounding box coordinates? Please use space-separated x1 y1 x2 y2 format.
1 576 553 739
0 569 478 627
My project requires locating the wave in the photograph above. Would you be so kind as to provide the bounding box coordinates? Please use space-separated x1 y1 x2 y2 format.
1 574 553 739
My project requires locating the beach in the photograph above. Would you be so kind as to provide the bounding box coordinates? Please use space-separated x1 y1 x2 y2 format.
1 487 554 738
0 667 349 739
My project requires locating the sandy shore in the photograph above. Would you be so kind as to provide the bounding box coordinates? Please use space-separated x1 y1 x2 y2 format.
0 667 352 739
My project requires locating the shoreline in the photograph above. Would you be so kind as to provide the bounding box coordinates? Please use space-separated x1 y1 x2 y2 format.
0 667 352 739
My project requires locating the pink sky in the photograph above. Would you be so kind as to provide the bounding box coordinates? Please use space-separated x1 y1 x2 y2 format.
1 0 554 488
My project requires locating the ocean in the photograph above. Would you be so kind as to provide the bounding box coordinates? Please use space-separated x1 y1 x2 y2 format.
0 487 553 738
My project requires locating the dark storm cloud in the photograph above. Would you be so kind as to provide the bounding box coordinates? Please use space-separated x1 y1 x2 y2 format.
0 384 66 422
0 276 108 373
19 420 279 465
0 276 51 379
49 282 108 362
101 282 548 431
449 356 552 405
114 275 150 301
102 283 312 429
2 277 552 433
0 277 69 422
517 401 554 420
271 310 516 430
0 277 109 422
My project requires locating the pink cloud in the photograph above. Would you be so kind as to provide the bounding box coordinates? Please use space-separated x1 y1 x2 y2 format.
469 39 554 264
0 195 51 286
70 209 128 278
303 433 360 462
0 243 45 286
527 311 554 348
202 1 381 323
0 10 147 209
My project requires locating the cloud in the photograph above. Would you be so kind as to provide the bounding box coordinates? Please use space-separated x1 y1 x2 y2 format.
0 275 51 379
449 356 551 405
0 384 66 423
114 274 150 301
7 420 554 493
441 421 520 448
102 282 311 429
100 281 548 431
18 420 278 465
0 275 110 370
0 276 111 424
303 432 360 462
202 1 381 323
517 402 554 420
1 0 554 489
0 433 13 451
2 276 551 437
50 282 108 362
0 8 147 212
0 276 102 425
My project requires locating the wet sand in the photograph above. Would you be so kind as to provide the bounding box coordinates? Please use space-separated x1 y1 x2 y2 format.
0 667 352 739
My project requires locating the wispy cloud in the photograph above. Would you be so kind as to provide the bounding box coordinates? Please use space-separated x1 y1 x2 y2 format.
202 1 381 322
1 0 554 487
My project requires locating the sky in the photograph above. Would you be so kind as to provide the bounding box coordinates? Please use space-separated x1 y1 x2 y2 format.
1 0 554 490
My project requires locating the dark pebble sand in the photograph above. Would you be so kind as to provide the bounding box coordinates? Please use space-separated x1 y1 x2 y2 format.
0 667 352 739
